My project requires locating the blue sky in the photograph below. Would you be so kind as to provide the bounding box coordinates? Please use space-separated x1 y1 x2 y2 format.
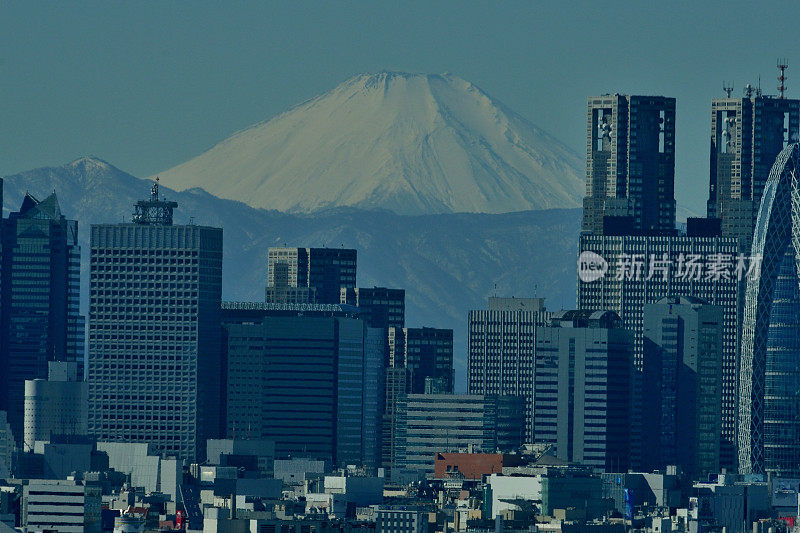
2 1 799 214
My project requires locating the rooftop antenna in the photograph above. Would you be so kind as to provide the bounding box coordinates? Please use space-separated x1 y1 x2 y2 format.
745 83 754 98
757 75 762 97
723 81 734 98
778 59 789 99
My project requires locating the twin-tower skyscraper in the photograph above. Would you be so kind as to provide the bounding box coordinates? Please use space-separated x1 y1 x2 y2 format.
578 86 800 474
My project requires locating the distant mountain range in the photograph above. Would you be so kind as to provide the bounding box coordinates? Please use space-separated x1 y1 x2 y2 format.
154 71 585 215
2 157 581 385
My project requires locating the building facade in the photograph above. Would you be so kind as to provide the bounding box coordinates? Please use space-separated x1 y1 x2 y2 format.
389 327 454 393
468 297 550 442
23 361 88 452
578 233 742 470
0 192 83 441
533 310 632 471
739 143 800 477
222 305 382 466
582 95 676 235
87 184 223 462
707 92 800 243
392 394 524 477
340 286 405 330
266 247 357 304
642 296 723 478
22 479 101 533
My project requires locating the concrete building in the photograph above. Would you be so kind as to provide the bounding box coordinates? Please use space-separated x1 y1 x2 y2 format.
22 479 101 533
222 308 382 466
486 474 542 518
340 286 405 330
392 394 524 477
266 247 357 305
582 95 676 235
389 327 454 393
0 192 83 441
707 90 800 243
87 184 223 463
468 297 550 442
739 143 800 476
691 472 770 533
96 441 180 502
643 296 723 478
273 458 329 484
23 361 87 452
377 507 428 533
206 439 276 478
534 311 632 471
578 232 742 470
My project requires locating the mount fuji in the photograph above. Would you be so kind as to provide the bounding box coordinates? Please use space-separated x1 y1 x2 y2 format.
155 71 584 215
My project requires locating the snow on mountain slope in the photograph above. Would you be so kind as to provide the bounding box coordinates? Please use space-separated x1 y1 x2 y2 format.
155 72 585 215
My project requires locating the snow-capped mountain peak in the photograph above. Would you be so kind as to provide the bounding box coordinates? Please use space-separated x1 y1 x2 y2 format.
154 71 585 215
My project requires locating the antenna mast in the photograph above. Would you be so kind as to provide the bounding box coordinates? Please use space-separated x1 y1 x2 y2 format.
778 59 789 99
723 81 733 98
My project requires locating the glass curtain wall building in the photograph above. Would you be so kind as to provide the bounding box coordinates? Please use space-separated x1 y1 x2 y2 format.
739 143 800 476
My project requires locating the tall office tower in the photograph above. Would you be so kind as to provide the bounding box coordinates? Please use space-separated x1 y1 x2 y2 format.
222 302 382 466
340 287 405 330
23 361 88 452
266 247 357 304
87 183 223 463
388 327 454 393
707 89 799 243
578 233 741 470
0 192 83 441
381 366 409 473
642 297 723 478
392 394 524 477
533 310 632 471
582 95 676 235
468 297 550 443
739 144 800 477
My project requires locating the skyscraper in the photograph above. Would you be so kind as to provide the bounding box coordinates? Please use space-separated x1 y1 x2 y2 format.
0 192 83 441
87 183 223 462
642 296 723 478
583 95 676 235
578 233 742 469
534 310 632 471
340 287 405 330
707 90 799 243
266 247 357 304
388 327 454 393
739 143 800 477
468 297 550 442
221 302 382 466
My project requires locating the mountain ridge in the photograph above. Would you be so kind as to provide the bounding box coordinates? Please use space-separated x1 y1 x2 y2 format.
2 157 581 384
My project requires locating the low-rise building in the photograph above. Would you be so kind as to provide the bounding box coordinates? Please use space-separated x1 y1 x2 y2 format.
392 394 524 478
434 453 525 480
22 479 101 533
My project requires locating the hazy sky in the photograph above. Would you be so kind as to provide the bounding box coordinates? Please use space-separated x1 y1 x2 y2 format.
2 1 799 214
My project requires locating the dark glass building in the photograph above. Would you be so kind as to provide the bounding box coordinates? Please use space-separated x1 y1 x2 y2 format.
0 191 83 441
